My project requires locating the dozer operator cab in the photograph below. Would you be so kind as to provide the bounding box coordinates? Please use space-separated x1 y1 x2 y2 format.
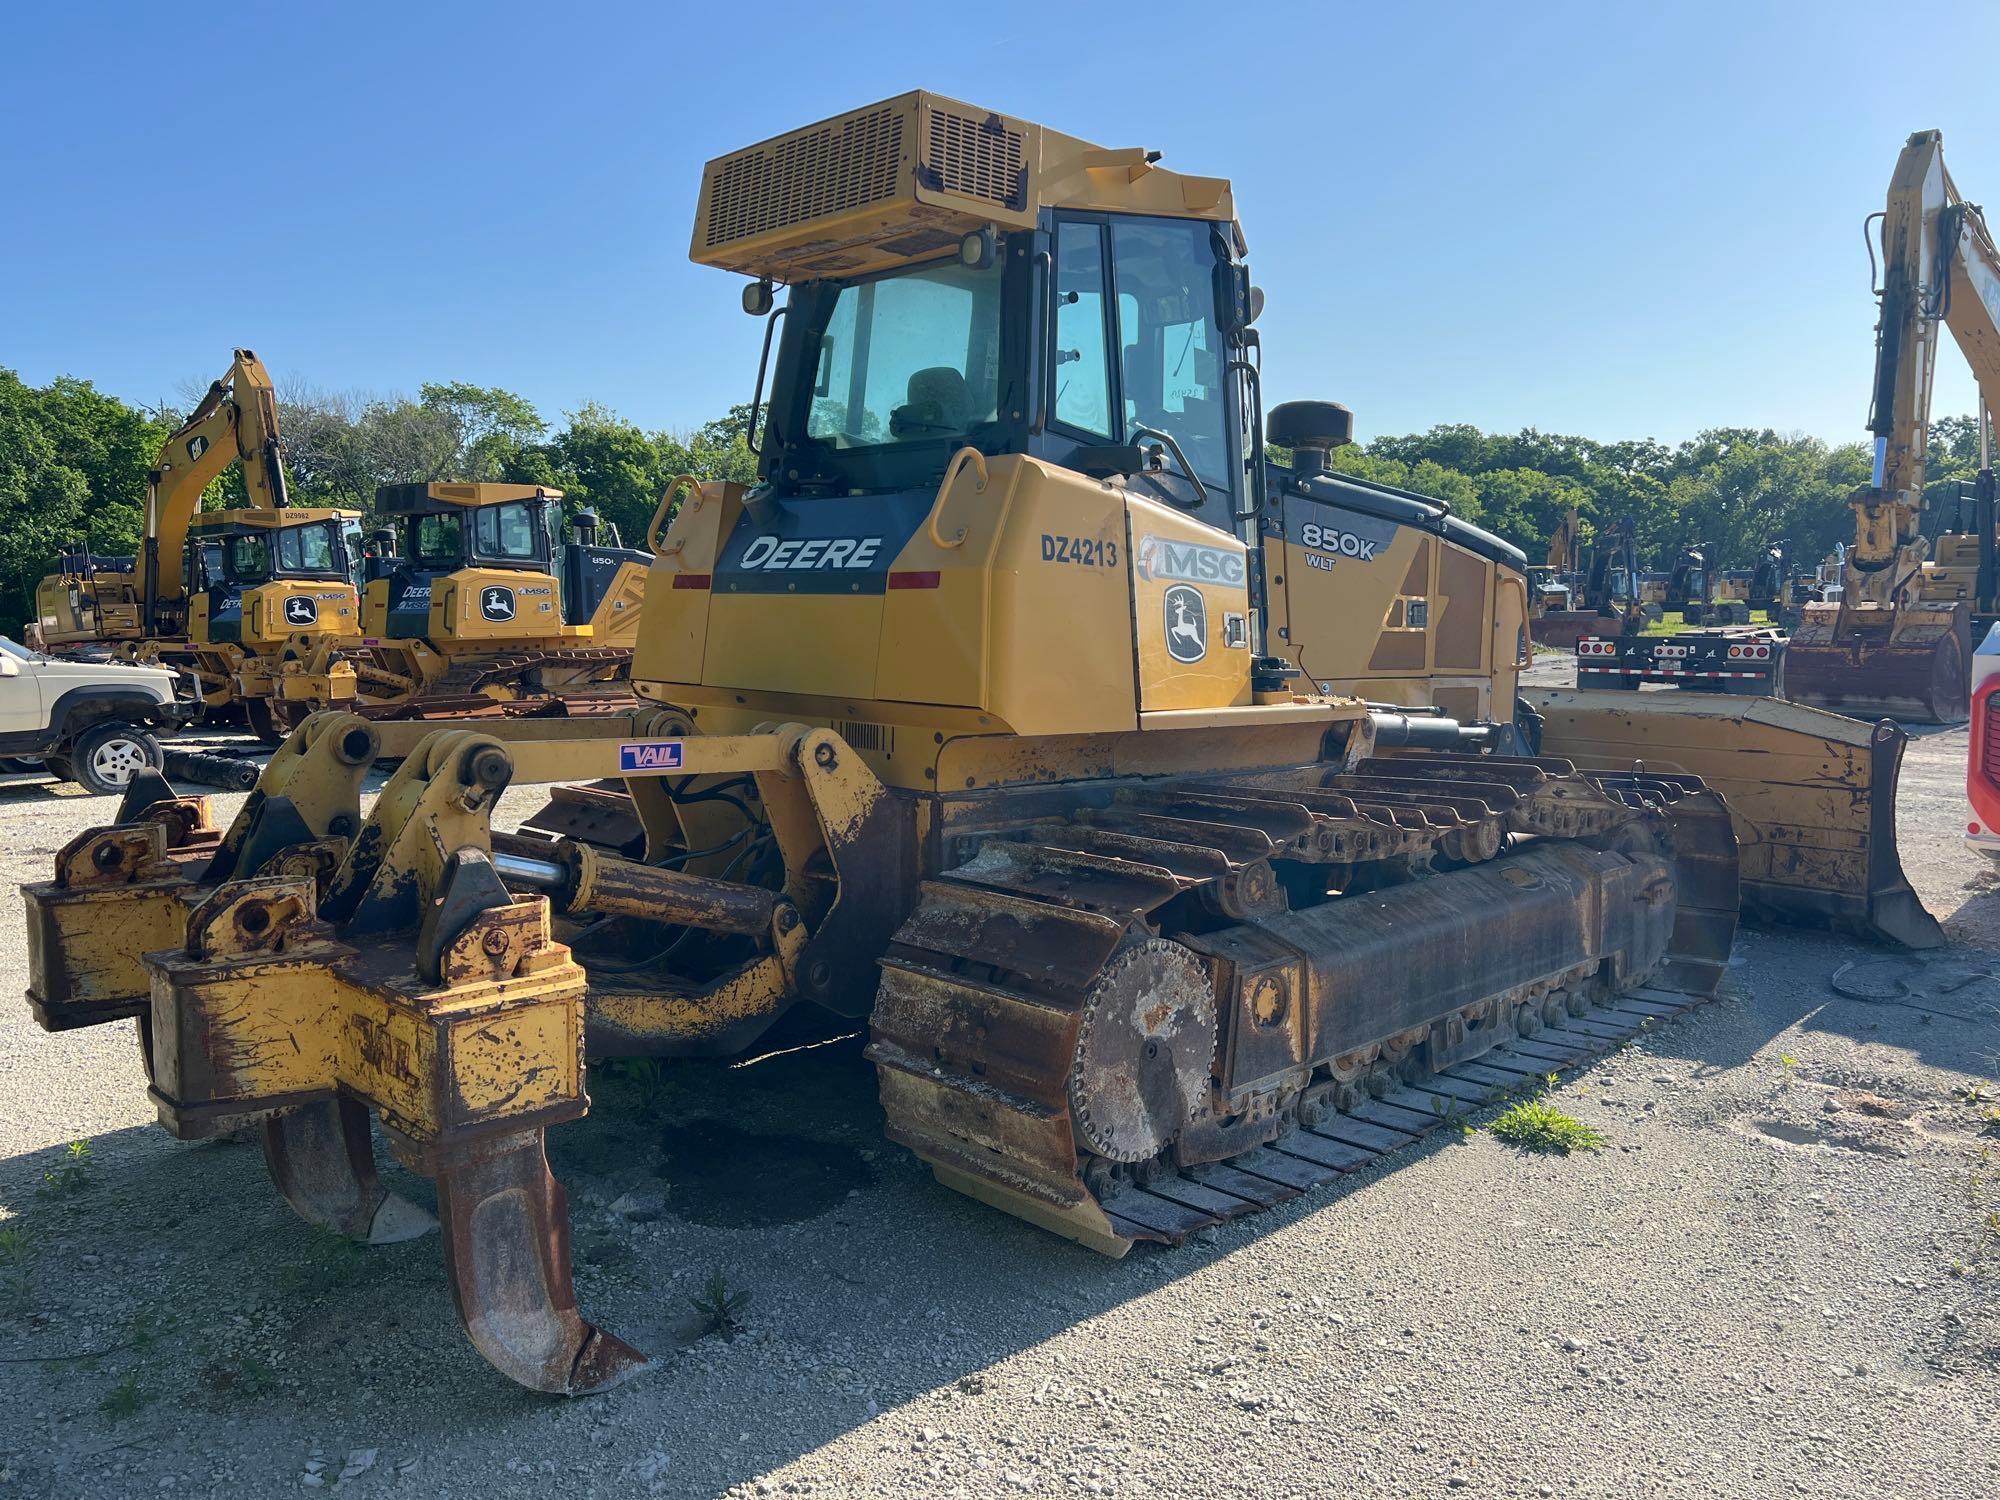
179 510 363 647
712 110 1529 730
366 483 650 643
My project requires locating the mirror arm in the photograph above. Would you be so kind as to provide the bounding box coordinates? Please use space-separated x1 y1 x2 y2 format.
745 304 788 457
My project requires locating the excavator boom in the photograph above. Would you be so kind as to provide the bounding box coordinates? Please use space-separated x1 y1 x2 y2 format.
1789 129 2000 722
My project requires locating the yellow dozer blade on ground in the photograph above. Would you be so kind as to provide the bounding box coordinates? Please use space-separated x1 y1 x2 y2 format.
1528 687 1943 949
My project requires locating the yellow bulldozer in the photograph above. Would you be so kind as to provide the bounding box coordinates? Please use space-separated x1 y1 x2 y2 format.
31 350 364 733
19 92 1938 1395
270 481 651 727
1789 129 2000 723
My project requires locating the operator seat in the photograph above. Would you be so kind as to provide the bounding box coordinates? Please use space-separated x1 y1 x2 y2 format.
891 367 970 438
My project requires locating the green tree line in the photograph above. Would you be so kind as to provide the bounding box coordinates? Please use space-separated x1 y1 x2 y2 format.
0 370 759 624
2 362 1990 626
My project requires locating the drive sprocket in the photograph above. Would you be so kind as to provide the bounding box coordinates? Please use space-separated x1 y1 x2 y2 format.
1066 938 1216 1163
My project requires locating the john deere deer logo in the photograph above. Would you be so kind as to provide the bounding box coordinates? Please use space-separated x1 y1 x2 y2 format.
479 586 516 623
282 595 318 626
1163 585 1207 664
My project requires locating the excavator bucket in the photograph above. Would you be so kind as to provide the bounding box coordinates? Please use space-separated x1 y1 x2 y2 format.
1527 687 1942 949
1785 602 1970 725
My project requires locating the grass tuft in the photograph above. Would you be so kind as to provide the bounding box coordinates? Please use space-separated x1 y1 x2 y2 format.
38 1139 93 1199
1488 1099 1609 1155
689 1268 750 1339
99 1373 146 1421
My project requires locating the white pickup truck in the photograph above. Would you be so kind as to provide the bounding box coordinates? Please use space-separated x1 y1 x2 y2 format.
0 637 191 794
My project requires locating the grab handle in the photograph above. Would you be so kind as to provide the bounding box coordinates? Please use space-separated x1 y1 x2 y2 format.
926 448 989 549
648 474 703 555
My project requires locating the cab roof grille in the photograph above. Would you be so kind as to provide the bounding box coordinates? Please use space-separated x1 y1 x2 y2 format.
703 107 905 249
923 107 1025 208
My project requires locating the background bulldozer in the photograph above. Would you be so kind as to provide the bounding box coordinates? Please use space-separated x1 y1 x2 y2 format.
18 91 1937 1396
274 481 651 727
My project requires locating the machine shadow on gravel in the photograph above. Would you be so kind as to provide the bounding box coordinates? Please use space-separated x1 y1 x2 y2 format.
23 930 1988 1495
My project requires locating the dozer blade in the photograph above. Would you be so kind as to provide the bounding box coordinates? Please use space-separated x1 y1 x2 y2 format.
1785 602 1969 724
1530 610 1612 652
1527 686 1943 949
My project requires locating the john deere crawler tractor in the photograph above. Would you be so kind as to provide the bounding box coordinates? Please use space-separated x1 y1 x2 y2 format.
272 482 651 728
22 93 1934 1395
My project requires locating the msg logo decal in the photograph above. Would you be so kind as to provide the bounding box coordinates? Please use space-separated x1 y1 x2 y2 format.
1137 535 1245 586
619 740 685 773
1298 522 1380 561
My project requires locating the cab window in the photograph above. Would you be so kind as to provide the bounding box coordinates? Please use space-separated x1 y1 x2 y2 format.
1110 219 1230 489
226 534 272 581
409 515 463 569
471 501 543 562
274 521 337 574
341 519 364 586
805 260 1003 451
1051 221 1113 438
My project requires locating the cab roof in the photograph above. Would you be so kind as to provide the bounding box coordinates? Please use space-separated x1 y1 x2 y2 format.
692 90 1242 283
374 482 564 516
189 507 361 533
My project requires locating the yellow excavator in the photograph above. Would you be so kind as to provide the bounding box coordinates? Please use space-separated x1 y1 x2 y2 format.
1527 506 1607 649
32 350 364 731
19 92 1935 1395
1788 129 2000 722
271 482 651 727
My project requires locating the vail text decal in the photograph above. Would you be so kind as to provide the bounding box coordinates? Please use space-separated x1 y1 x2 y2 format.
619 740 686 773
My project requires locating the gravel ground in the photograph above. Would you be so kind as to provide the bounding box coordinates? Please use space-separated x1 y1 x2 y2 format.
1 706 1996 1499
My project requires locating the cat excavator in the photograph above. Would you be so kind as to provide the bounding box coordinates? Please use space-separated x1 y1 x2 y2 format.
19 92 1934 1395
1788 129 2000 723
31 350 363 729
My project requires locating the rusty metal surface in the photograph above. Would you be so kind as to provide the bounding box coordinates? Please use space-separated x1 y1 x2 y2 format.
1786 602 1970 724
263 1096 436 1244
1529 686 1944 949
520 780 647 856
435 1130 648 1395
869 753 1737 1253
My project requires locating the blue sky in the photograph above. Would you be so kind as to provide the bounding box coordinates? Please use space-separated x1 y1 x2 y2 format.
4 1 1998 449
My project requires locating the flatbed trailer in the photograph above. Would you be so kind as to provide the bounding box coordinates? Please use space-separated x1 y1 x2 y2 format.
1576 626 1786 696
